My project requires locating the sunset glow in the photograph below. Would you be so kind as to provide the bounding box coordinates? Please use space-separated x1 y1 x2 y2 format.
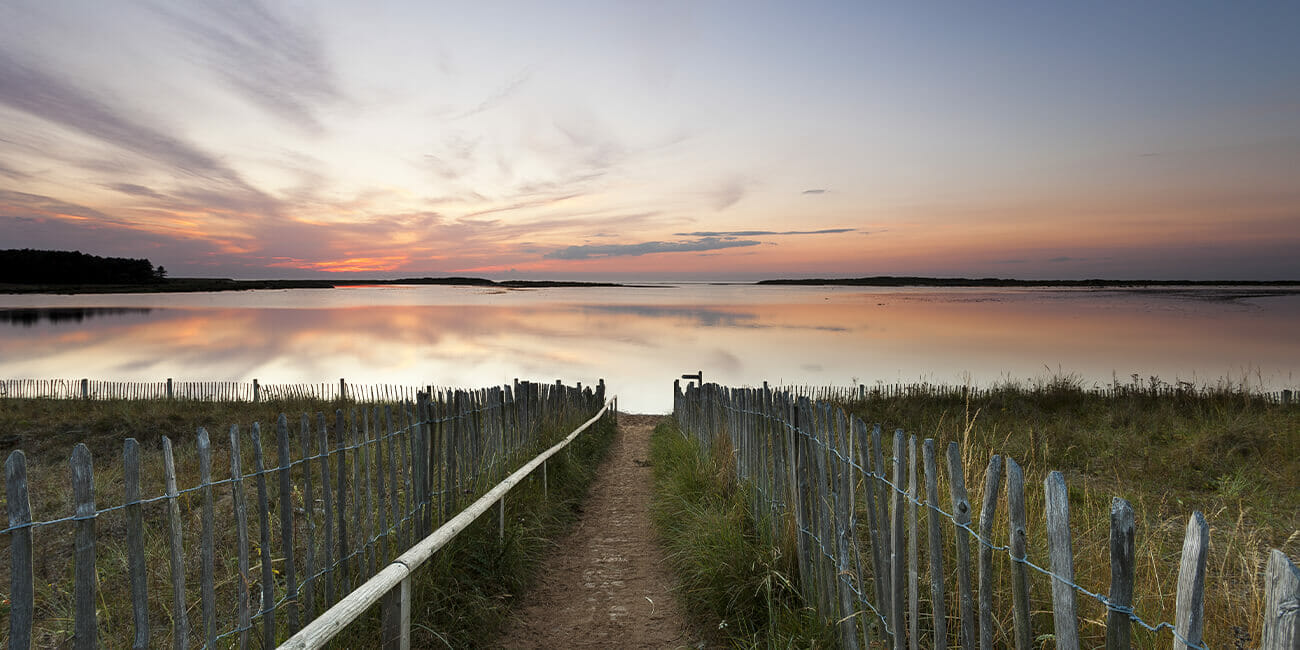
2 2 1298 280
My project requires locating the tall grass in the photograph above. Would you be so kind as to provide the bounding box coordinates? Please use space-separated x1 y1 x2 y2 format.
0 395 615 647
668 382 1297 649
833 383 1297 648
649 418 834 648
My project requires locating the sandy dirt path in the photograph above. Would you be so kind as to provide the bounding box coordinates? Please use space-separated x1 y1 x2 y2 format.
498 414 702 649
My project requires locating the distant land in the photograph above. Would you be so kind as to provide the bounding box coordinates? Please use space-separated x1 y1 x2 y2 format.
0 276 627 294
757 276 1300 287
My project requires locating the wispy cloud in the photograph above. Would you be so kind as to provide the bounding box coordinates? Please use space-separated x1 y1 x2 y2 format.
544 237 761 260
106 183 167 200
802 188 827 194
149 0 341 134
452 66 534 120
0 57 249 183
674 228 854 237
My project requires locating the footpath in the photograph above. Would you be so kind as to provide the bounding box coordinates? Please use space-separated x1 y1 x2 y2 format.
499 414 703 649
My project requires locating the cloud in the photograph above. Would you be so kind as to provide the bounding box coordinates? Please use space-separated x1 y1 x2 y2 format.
149 0 341 133
452 66 534 120
674 228 854 237
709 177 749 211
107 183 167 200
1048 256 1079 263
544 237 761 260
802 188 827 194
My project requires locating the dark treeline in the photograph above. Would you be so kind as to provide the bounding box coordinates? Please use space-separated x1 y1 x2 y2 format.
0 249 164 285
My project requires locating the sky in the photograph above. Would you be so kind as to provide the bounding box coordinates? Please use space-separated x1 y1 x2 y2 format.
2 1 1298 281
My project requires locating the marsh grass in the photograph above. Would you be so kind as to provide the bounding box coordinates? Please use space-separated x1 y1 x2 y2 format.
650 418 835 648
0 395 613 648
662 382 1297 649
836 383 1297 648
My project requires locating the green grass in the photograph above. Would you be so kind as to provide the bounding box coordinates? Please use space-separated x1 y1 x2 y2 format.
0 395 614 648
649 418 834 648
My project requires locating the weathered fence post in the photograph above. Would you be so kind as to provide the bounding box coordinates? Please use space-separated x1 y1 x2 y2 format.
167 377 174 399
81 377 89 399
1044 471 1079 650
251 423 277 649
253 378 261 403
1173 511 1209 650
923 438 947 647
890 429 906 650
977 454 1003 650
277 414 300 632
1106 498 1135 650
1005 457 1031 649
946 442 975 650
230 425 253 649
1260 549 1300 649
7 450 34 650
71 443 97 650
123 439 150 650
162 437 190 649
198 429 217 647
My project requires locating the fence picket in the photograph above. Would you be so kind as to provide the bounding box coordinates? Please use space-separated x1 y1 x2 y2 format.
162 437 190 649
922 438 947 648
1173 511 1209 650
1005 457 1031 649
1260 549 1300 649
277 414 300 632
197 429 217 648
70 443 97 650
1106 498 1135 650
251 423 276 649
230 425 252 650
301 414 317 622
889 429 906 650
907 435 919 650
946 441 975 650
1044 471 1079 650
122 440 150 649
976 454 1003 650
6 451 34 650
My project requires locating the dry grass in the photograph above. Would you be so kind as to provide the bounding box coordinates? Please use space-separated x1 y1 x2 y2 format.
0 394 608 648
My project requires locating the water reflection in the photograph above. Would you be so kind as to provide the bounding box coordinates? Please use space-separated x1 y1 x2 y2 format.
0 307 153 327
0 287 1296 412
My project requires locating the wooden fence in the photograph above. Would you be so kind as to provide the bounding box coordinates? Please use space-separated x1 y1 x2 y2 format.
766 381 1295 405
2 379 608 648
0 377 516 403
673 382 1300 650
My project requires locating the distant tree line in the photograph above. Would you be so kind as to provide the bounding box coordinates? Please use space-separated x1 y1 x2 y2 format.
0 249 165 285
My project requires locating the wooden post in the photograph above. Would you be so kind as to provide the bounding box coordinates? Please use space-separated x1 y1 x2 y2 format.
123 439 151 649
277 414 300 631
230 425 252 650
71 443 97 650
340 378 347 401
254 378 261 403
81 377 89 399
946 442 975 650
162 437 190 649
302 414 317 621
251 423 277 649
907 435 919 650
320 413 336 604
1173 511 1209 650
7 450 34 650
1005 457 1031 649
1106 498 1134 650
922 439 947 647
976 455 1003 650
1260 549 1300 649
890 429 906 650
167 377 174 400
1044 471 1079 650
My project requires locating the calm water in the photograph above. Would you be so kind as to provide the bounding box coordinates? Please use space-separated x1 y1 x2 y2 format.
2 284 1298 412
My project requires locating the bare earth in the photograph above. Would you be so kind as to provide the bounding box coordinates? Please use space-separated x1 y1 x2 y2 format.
499 414 702 649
